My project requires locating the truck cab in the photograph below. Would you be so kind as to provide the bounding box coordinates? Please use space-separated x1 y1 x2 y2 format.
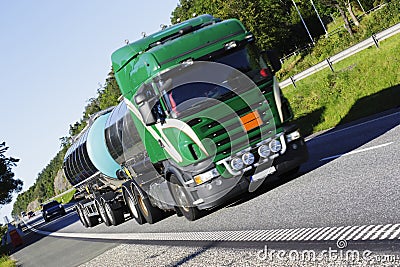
111 15 308 221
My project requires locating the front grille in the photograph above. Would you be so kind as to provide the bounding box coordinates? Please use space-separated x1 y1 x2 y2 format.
187 103 276 162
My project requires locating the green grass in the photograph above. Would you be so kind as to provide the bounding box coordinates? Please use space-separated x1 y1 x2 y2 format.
53 188 76 204
278 1 400 81
283 33 400 136
0 255 16 267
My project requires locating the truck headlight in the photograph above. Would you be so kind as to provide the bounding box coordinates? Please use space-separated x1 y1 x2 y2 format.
194 168 219 185
230 157 244 171
269 140 282 153
286 130 301 143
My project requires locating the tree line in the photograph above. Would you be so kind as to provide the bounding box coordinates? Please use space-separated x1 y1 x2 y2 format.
171 0 383 55
11 71 120 216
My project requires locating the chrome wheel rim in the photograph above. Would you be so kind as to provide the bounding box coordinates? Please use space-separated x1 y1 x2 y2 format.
98 202 108 222
104 203 114 223
137 195 149 217
127 192 139 218
174 186 190 212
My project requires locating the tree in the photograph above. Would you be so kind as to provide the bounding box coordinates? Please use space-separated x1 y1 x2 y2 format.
345 0 360 27
0 142 23 206
321 0 357 36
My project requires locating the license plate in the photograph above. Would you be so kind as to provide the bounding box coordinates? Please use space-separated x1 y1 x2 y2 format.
250 166 276 182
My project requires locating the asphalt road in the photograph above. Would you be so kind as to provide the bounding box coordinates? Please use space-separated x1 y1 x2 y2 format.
12 108 400 266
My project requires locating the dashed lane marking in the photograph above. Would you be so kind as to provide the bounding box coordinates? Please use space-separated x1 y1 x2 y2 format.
24 221 400 243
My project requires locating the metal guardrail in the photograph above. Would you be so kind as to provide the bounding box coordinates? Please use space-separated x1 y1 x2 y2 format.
279 22 400 89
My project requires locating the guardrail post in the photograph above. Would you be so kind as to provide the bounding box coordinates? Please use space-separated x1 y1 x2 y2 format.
372 34 379 48
290 76 297 88
326 58 334 72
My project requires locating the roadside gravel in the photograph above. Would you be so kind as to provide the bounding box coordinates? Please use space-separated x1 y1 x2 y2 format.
80 243 400 267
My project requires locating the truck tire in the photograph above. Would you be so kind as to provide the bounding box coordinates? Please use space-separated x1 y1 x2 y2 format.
95 199 111 226
134 187 164 224
123 187 146 225
169 174 203 221
75 204 89 228
104 201 124 226
81 200 100 228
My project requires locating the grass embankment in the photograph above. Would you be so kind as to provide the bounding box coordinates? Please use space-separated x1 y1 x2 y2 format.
283 33 400 136
53 188 76 204
0 255 16 267
278 1 400 81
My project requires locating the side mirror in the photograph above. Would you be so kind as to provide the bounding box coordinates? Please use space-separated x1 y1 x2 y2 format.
134 93 147 106
263 50 282 73
138 99 157 126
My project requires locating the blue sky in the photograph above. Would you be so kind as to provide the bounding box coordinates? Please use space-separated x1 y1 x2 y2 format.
0 0 179 220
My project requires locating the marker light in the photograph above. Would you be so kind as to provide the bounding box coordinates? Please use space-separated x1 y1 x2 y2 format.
224 41 237 50
194 168 219 185
286 130 301 143
260 68 270 77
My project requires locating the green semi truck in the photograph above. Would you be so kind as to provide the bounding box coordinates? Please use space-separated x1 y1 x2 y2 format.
65 14 308 226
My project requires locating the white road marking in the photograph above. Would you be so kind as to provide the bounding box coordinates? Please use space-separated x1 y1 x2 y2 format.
370 224 393 240
337 225 359 240
320 142 393 161
380 224 400 239
23 220 400 242
306 111 400 141
353 225 376 240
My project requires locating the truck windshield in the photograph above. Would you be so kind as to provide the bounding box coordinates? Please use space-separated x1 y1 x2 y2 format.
154 43 267 116
201 43 270 83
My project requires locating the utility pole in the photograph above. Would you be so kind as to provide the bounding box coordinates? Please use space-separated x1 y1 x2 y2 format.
356 0 366 14
310 0 328 36
292 0 315 45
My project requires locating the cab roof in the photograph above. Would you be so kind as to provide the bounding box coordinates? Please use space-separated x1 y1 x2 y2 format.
111 14 217 73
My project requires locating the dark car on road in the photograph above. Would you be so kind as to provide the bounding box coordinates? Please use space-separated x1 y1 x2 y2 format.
41 200 66 222
28 211 35 218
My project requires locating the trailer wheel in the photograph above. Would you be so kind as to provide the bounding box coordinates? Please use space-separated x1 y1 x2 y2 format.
96 199 111 226
134 188 164 224
169 174 203 221
104 201 124 226
123 188 146 225
80 200 100 228
83 207 100 228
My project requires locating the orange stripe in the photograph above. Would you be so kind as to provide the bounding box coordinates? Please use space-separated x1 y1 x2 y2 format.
240 110 262 131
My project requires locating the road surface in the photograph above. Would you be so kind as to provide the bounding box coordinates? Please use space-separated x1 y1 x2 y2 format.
12 108 400 266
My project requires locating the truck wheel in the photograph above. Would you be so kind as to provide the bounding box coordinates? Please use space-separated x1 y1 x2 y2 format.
96 199 111 226
75 205 89 228
123 188 146 225
169 174 203 221
104 201 124 226
83 207 99 228
134 188 164 224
